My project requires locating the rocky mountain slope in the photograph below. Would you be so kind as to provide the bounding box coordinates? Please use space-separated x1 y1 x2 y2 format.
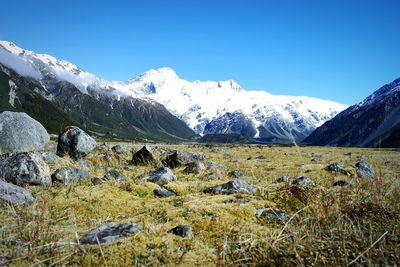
303 78 400 147
0 40 346 143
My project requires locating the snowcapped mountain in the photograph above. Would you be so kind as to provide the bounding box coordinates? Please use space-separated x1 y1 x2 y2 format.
304 77 400 147
0 40 347 143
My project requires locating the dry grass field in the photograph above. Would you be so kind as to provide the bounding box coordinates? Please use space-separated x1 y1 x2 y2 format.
1 142 399 266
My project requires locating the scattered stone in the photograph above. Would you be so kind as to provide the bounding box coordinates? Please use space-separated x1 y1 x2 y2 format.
92 177 103 186
164 151 204 168
0 152 51 186
138 167 176 185
207 161 227 173
203 179 257 195
96 144 111 153
104 170 128 182
56 126 97 160
169 225 193 238
80 222 143 244
41 152 61 164
132 146 157 165
0 180 34 206
224 197 249 204
206 173 220 180
292 176 315 188
0 111 49 154
52 167 91 183
229 170 244 178
184 160 206 174
154 187 176 198
325 162 346 173
256 208 290 222
77 159 93 167
333 180 353 188
111 145 126 154
354 161 375 179
275 175 290 184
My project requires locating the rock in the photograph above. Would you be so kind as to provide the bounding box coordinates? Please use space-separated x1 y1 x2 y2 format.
325 162 346 173
292 176 315 188
203 179 257 195
184 160 206 174
0 111 49 154
223 153 232 160
154 187 176 198
229 170 244 178
77 159 93 167
333 180 353 188
56 126 97 161
111 145 126 154
80 222 143 244
0 152 51 186
275 175 290 184
132 146 157 166
41 152 61 164
95 144 111 153
164 151 204 168
169 225 193 238
224 197 249 204
354 161 375 179
52 167 91 183
206 173 220 180
0 256 10 266
256 208 289 222
138 167 176 185
0 180 34 206
104 170 128 182
207 161 227 173
255 155 267 160
92 177 103 185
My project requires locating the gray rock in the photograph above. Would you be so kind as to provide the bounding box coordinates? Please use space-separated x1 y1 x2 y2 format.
275 175 290 184
154 187 176 198
80 222 143 244
41 152 61 164
325 162 346 173
52 167 91 183
169 225 193 238
229 170 244 178
77 159 94 167
56 126 96 161
138 167 176 185
0 180 34 206
203 179 257 195
104 170 128 182
354 161 375 179
184 160 206 174
333 180 353 188
92 177 103 185
132 146 157 166
111 145 126 154
207 161 227 173
164 151 204 168
0 111 49 154
0 152 51 186
292 176 315 187
0 256 10 266
256 208 289 222
224 197 249 204
206 173 220 180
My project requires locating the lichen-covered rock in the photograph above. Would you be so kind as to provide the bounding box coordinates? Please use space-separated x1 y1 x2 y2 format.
207 161 227 173
256 208 289 222
0 180 34 206
80 222 143 244
164 151 204 168
292 176 315 188
325 162 346 173
104 170 127 182
77 159 93 167
132 146 157 165
0 111 49 154
169 225 193 238
138 167 176 185
41 152 61 164
56 126 96 161
203 179 257 195
52 167 91 183
0 152 51 186
354 161 375 179
184 160 206 174
154 187 176 198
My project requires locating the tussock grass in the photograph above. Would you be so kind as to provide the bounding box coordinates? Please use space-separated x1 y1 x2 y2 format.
1 144 399 266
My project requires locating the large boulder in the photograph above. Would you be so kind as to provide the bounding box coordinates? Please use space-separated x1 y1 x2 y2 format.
56 126 96 160
184 160 206 174
0 152 51 186
164 151 204 168
354 161 375 179
0 111 49 154
52 167 91 183
0 180 34 206
80 222 143 244
203 179 257 195
137 167 176 185
132 146 157 166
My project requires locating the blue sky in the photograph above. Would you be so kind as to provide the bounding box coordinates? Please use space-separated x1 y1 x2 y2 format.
1 0 399 104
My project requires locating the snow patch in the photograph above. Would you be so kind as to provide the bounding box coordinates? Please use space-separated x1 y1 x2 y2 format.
8 80 18 107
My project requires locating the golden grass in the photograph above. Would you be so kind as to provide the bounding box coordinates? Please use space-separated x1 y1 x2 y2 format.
1 143 399 266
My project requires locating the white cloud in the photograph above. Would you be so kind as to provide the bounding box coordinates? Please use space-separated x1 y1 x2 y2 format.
0 48 42 79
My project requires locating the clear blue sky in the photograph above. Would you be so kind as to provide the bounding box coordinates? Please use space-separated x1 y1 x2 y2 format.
1 0 399 104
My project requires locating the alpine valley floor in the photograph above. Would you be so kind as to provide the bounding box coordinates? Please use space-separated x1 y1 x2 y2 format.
1 142 400 266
